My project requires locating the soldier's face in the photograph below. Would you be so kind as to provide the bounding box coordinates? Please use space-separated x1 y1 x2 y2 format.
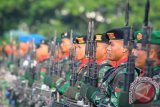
132 43 147 69
96 42 108 60
107 40 125 61
75 44 86 60
60 38 71 53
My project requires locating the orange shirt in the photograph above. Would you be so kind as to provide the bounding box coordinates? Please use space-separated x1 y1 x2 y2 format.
18 42 29 56
36 44 49 62
4 45 12 56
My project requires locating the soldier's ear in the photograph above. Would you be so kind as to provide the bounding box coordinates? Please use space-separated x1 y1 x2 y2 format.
149 48 156 59
122 48 128 53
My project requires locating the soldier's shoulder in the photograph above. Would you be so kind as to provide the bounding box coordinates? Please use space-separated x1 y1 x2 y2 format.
99 60 112 69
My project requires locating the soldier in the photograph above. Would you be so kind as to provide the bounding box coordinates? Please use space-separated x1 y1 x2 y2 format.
35 40 49 82
19 41 40 87
133 31 160 106
55 35 88 95
80 28 140 107
95 33 115 85
19 41 29 57
63 33 113 102
36 40 49 63
43 33 77 90
59 32 73 80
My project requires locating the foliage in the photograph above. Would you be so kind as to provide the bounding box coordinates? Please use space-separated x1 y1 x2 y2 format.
0 0 160 37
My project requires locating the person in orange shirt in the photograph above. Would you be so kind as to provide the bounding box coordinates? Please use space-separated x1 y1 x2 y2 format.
19 42 29 57
36 40 49 63
4 44 12 56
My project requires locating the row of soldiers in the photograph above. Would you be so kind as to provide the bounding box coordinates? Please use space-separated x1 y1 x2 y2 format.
48 28 160 107
1 26 160 107
1 0 160 107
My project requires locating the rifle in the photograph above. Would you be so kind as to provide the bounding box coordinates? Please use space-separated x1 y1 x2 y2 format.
85 20 98 87
69 30 77 86
25 40 37 87
119 0 135 106
9 31 14 65
141 0 154 77
55 42 62 77
132 0 159 106
47 35 57 76
123 0 135 93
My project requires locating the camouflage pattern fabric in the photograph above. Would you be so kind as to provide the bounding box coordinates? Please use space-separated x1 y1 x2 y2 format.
0 80 9 106
62 59 112 101
98 60 112 85
87 62 139 107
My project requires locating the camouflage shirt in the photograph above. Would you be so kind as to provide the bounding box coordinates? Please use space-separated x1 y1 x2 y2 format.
89 58 139 107
56 58 88 94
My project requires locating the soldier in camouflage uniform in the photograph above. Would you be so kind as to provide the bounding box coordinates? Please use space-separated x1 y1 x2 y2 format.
95 33 115 85
43 32 78 90
20 40 48 87
59 32 73 80
54 35 88 95
80 28 140 107
133 30 160 106
62 33 113 101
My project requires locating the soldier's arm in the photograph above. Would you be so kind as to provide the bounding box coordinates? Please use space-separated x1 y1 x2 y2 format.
84 74 123 106
98 65 112 85
109 69 139 106
50 74 70 94
109 73 125 106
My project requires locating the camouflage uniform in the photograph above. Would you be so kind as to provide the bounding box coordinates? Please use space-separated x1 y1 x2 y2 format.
57 58 88 95
60 55 71 80
63 33 112 100
79 28 142 107
97 59 112 85
83 59 139 107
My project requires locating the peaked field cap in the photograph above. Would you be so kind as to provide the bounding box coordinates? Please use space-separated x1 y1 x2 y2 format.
134 30 160 45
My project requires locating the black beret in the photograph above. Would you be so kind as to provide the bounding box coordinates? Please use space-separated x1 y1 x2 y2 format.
61 32 71 39
74 35 87 44
95 33 109 44
106 28 125 40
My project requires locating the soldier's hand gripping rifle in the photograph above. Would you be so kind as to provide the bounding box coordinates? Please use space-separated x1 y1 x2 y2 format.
85 21 98 87
69 30 77 86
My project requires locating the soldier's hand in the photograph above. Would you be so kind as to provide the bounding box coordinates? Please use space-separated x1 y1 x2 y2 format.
80 83 99 101
80 83 90 98
64 86 79 100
